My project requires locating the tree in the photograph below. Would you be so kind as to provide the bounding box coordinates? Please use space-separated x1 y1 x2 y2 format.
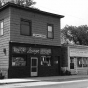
0 0 36 7
61 25 88 45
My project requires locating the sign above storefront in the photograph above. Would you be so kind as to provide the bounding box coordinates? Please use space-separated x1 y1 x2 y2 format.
40 48 51 55
12 47 26 54
27 47 40 54
33 33 46 38
12 46 51 55
70 48 88 57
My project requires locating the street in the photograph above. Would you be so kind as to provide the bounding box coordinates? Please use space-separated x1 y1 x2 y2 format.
1 79 88 88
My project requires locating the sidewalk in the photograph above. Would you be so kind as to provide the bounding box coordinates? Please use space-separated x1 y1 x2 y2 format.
0 75 88 85
0 79 39 85
31 75 88 81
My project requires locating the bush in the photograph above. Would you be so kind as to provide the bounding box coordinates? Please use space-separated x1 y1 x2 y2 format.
61 69 71 76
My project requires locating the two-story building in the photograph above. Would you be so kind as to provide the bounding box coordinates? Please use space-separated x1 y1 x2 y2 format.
0 2 64 78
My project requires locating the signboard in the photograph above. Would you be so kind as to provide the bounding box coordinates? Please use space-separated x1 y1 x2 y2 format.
27 47 40 54
70 48 88 57
40 48 51 55
12 46 51 55
33 33 46 38
12 47 26 53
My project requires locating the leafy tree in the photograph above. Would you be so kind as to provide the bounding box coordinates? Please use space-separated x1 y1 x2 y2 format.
61 25 88 45
0 0 36 7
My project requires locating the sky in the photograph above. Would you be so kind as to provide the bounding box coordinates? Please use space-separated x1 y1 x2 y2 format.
35 0 88 29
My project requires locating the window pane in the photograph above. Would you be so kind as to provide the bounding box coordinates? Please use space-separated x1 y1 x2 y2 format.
41 56 51 66
21 21 29 25
21 19 31 36
21 25 30 35
32 59 37 66
83 58 87 67
47 25 53 38
48 26 52 32
32 67 37 72
1 21 3 29
0 21 3 35
77 57 82 67
48 32 52 38
12 56 26 66
1 28 3 35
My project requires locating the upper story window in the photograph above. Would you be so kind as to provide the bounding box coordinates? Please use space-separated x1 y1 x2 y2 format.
47 24 54 39
0 20 4 36
20 19 31 36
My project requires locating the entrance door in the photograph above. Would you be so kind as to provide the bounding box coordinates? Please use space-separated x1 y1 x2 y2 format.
31 57 38 76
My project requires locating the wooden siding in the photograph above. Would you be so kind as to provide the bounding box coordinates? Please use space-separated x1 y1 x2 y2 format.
0 8 10 76
10 7 61 46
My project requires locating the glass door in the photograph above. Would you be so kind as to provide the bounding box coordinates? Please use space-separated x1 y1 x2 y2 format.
31 57 38 76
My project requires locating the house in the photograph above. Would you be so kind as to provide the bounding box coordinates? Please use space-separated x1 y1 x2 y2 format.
0 2 64 78
62 44 88 75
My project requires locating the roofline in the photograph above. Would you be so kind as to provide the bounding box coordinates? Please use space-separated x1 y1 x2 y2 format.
62 44 88 48
0 2 64 18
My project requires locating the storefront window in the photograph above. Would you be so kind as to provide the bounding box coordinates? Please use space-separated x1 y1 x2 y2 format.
12 56 26 66
41 56 51 66
83 58 88 67
77 57 82 67
77 57 88 67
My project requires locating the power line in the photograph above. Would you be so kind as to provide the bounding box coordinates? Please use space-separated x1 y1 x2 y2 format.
35 5 88 22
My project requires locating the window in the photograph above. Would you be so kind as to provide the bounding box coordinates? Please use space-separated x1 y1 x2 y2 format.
47 24 54 38
77 57 82 67
77 57 88 67
41 56 52 66
12 56 26 66
0 20 4 36
20 19 31 36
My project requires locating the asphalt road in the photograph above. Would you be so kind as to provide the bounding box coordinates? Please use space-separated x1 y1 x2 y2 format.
1 79 88 88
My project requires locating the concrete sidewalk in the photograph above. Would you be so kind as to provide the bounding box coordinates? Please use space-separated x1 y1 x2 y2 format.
31 75 88 81
0 75 88 84
0 78 39 84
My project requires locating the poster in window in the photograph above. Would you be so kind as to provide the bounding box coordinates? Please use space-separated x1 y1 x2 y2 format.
12 57 26 66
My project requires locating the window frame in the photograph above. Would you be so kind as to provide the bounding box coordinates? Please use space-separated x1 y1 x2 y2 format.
0 20 4 36
47 24 54 39
20 18 32 36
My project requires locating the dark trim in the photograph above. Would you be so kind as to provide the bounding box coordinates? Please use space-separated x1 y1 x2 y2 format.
0 2 64 18
9 41 61 48
20 18 32 36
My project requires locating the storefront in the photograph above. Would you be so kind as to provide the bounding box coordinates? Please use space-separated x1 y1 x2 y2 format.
62 45 88 75
8 42 61 78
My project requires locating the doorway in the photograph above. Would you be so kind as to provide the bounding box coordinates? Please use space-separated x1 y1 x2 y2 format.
31 57 38 76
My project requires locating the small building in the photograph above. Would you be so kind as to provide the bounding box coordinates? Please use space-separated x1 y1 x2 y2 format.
0 2 64 78
62 44 88 75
